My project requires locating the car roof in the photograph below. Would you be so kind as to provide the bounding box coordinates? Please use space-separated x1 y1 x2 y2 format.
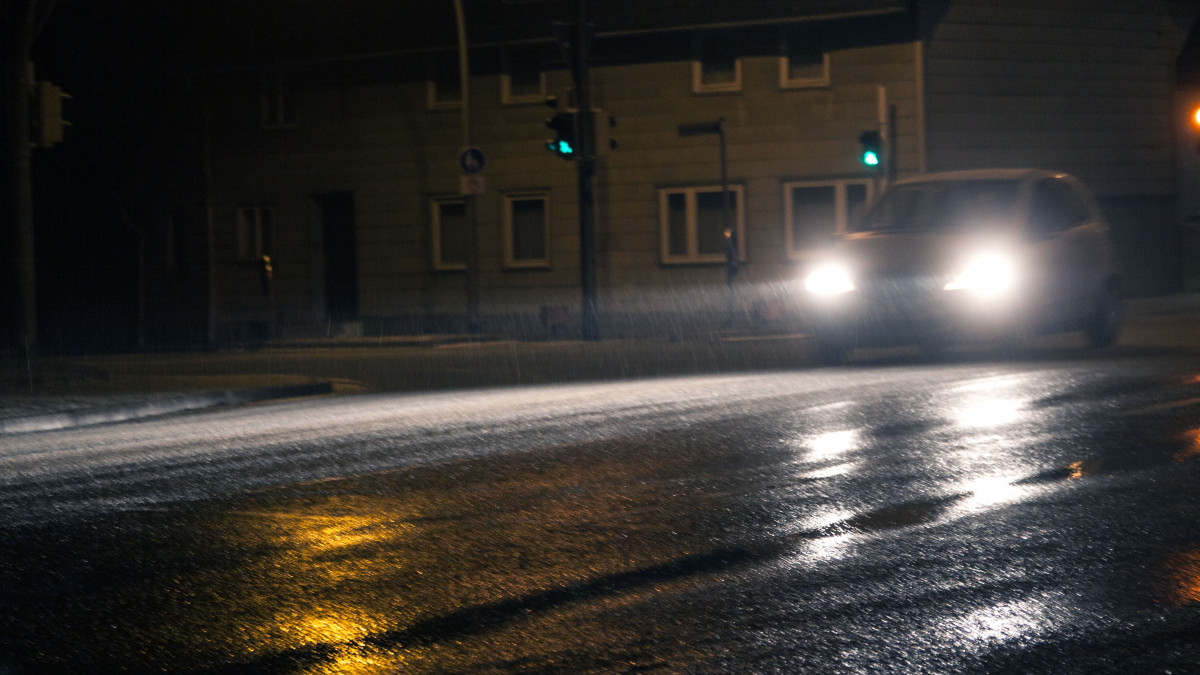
891 169 1066 185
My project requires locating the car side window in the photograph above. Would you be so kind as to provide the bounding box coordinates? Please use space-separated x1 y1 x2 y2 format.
1029 179 1089 238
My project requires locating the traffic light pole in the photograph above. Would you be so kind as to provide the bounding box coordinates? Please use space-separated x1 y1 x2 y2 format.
575 0 599 341
2 2 42 364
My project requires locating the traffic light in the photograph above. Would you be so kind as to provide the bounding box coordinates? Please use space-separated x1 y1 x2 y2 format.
858 130 881 167
1191 105 1200 152
31 81 69 148
545 111 577 159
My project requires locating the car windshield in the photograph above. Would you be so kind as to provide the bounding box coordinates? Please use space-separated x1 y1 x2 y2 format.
853 179 1020 234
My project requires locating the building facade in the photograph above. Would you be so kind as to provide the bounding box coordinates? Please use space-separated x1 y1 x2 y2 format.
142 0 1199 346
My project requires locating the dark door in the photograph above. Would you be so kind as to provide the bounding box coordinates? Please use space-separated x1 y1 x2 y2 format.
315 192 358 322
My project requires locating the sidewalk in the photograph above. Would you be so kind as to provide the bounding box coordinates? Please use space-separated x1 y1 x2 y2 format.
2 294 1199 434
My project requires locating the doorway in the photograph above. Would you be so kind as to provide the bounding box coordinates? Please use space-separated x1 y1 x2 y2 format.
314 192 358 323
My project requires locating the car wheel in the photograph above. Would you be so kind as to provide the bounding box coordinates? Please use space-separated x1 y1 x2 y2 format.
1085 286 1122 349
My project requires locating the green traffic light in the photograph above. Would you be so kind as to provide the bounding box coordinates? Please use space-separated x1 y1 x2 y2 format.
862 150 879 166
558 140 574 155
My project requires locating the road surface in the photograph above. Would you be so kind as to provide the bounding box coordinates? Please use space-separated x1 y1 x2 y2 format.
3 350 1200 673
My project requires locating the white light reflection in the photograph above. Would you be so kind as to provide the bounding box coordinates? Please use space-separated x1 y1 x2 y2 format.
807 430 859 459
955 395 1024 428
959 476 1026 512
805 533 854 563
798 507 854 531
800 461 859 479
957 598 1055 644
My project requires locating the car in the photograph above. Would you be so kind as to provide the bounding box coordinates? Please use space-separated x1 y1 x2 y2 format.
802 169 1122 363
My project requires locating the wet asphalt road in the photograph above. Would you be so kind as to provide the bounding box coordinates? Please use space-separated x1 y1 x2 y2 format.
3 351 1200 673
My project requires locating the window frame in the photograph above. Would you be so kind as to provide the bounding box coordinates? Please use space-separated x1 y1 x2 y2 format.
502 192 551 269
426 52 463 110
501 47 546 105
692 33 742 94
236 206 274 262
778 27 831 89
658 185 747 265
779 52 830 89
430 197 469 272
783 179 874 260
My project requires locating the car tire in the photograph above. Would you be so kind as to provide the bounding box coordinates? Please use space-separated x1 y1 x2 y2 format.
1085 286 1122 349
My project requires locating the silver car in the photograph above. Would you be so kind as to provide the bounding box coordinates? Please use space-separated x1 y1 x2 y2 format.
802 169 1122 363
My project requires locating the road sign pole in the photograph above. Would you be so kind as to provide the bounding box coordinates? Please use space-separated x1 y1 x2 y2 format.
454 0 480 334
576 0 598 341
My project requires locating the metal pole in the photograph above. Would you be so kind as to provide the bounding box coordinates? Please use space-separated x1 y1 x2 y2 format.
719 119 735 322
203 100 217 347
887 103 898 188
576 0 598 341
454 0 480 333
4 51 37 361
877 85 889 191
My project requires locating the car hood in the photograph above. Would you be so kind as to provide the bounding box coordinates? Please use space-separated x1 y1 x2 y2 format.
826 231 1013 278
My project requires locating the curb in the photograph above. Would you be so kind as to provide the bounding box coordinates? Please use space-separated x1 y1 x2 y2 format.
0 382 334 435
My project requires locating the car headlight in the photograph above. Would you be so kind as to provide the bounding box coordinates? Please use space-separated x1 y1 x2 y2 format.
805 264 856 295
944 252 1017 297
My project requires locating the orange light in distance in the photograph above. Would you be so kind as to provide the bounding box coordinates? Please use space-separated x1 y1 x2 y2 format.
1193 106 1200 127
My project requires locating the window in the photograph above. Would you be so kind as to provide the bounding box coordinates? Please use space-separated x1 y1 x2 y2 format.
236 207 274 261
502 47 544 104
427 52 462 110
503 193 550 268
784 180 872 259
260 72 296 129
693 33 741 93
659 186 745 265
855 180 1018 234
431 198 468 271
1029 178 1091 237
780 28 830 88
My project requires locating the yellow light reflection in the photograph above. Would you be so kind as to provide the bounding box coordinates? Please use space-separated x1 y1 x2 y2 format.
1156 550 1200 607
202 495 424 669
1065 460 1084 479
1175 429 1200 463
294 615 371 645
270 612 399 675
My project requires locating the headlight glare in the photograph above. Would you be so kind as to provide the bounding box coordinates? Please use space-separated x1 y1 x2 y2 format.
805 264 856 295
944 252 1016 297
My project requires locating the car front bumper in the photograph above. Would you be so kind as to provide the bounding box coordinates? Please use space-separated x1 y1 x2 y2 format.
805 276 1029 348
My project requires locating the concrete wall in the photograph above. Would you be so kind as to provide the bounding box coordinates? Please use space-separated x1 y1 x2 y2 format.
923 0 1194 295
199 23 922 337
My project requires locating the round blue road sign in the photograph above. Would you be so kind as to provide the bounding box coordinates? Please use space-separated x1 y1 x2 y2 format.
459 148 485 174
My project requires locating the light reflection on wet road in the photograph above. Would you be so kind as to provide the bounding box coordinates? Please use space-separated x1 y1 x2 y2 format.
3 357 1200 672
